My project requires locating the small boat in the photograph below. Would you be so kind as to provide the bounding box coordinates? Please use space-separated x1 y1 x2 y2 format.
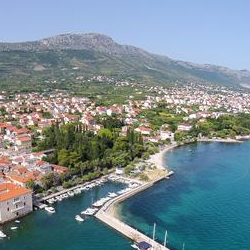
11 227 18 230
15 220 20 223
45 206 55 213
68 191 74 197
131 243 139 249
108 192 117 198
74 188 81 194
81 207 98 216
0 231 6 238
75 215 84 222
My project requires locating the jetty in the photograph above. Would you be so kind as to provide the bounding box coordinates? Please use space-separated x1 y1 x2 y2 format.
95 172 172 250
38 177 107 203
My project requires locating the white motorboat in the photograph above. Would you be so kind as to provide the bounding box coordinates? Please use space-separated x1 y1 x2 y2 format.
68 191 74 197
0 231 6 238
45 206 55 213
92 197 111 208
81 207 98 216
48 198 55 204
15 220 20 223
131 243 139 249
56 196 62 201
74 188 81 194
75 215 84 222
11 227 18 230
108 192 117 198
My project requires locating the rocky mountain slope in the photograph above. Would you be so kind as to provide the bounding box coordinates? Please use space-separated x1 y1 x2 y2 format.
0 33 249 90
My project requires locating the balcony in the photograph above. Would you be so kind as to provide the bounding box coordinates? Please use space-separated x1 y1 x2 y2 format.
13 199 21 205
11 206 24 213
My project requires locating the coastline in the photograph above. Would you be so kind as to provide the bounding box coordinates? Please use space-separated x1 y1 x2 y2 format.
106 144 179 220
146 143 179 170
197 138 242 143
111 137 248 219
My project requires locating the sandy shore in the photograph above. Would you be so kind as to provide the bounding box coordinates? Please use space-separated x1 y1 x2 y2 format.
146 143 178 170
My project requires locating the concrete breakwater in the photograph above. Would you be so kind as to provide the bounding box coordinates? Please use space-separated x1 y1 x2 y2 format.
95 172 172 250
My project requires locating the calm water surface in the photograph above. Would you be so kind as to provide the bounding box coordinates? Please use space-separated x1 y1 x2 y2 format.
120 141 250 250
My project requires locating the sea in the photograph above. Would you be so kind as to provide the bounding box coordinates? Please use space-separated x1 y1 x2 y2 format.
1 141 250 250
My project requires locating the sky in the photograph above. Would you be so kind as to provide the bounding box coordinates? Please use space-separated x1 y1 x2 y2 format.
0 0 249 70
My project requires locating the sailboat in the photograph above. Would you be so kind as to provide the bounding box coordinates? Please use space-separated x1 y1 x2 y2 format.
163 230 168 247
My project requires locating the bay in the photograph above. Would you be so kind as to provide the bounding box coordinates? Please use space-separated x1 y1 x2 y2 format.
120 141 250 250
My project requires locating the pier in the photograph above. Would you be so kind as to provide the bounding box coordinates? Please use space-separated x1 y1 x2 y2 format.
38 177 107 203
95 172 172 250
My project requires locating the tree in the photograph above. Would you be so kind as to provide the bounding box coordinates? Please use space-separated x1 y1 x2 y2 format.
98 128 113 139
58 149 69 166
26 179 35 190
41 173 55 190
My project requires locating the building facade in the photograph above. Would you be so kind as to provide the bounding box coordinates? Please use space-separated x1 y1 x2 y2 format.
0 183 33 224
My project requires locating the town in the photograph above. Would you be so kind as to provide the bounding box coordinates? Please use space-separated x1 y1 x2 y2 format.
0 80 250 225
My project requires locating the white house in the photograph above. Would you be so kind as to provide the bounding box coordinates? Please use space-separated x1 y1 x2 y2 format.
160 130 174 141
177 124 193 131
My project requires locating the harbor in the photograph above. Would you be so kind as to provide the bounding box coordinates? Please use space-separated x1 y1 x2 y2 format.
0 179 133 250
33 174 144 216
0 153 174 250
95 172 173 250
35 168 174 250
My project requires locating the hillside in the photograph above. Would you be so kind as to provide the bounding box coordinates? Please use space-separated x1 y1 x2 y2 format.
0 33 250 91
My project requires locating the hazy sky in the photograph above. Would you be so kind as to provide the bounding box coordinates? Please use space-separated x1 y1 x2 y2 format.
0 0 249 70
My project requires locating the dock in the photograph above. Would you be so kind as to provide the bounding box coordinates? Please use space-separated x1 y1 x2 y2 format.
38 177 107 202
95 172 172 250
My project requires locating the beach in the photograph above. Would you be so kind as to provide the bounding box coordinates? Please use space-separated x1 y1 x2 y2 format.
146 143 178 170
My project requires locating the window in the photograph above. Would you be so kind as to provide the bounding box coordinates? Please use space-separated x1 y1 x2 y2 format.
7 207 9 211
24 202 26 206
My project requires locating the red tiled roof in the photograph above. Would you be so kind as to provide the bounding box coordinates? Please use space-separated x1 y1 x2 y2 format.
0 183 31 202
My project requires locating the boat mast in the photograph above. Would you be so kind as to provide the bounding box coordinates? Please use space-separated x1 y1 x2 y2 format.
163 230 168 247
153 223 156 241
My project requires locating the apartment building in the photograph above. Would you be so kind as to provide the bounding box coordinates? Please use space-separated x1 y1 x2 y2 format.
0 183 33 224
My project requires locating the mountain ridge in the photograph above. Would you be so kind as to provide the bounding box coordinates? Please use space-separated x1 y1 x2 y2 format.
0 33 250 89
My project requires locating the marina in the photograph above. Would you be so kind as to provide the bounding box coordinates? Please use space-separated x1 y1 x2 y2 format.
0 170 172 250
0 179 132 250
95 172 172 250
36 174 144 221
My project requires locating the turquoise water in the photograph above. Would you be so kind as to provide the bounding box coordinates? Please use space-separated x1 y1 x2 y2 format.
2 141 250 250
120 141 250 250
0 182 132 250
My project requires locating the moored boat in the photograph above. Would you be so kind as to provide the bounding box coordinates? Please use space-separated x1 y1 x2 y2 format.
0 231 6 238
45 206 55 213
75 215 84 222
81 207 98 216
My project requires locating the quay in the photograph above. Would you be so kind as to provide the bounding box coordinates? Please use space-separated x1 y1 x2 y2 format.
38 177 107 203
95 171 172 250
